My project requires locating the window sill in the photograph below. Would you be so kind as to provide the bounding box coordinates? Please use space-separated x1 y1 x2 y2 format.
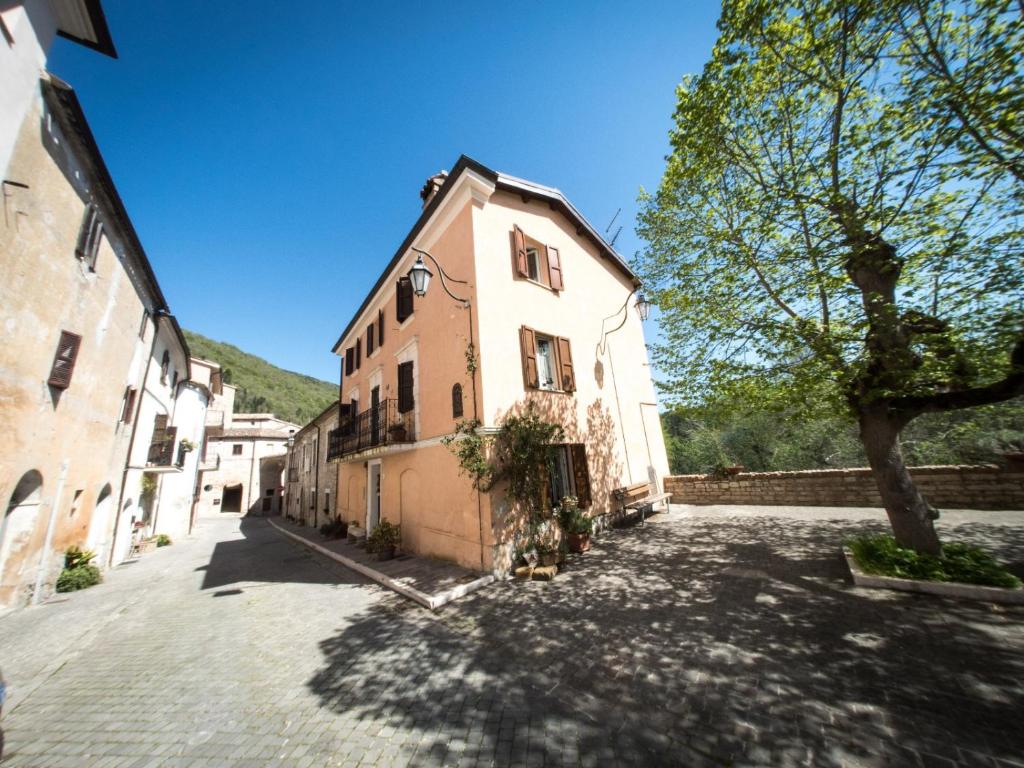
522 277 556 293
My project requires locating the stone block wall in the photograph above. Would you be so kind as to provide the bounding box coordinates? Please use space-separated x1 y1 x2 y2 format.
664 466 1024 510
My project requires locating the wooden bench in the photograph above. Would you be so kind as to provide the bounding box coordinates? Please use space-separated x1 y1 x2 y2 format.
613 480 671 526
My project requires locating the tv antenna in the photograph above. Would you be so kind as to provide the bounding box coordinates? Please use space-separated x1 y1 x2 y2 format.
604 208 621 235
609 226 623 247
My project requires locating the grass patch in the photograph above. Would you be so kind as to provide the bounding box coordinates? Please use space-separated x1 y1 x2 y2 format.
849 534 1021 589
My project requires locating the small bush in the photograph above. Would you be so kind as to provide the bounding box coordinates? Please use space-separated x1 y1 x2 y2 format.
55 564 102 593
367 521 401 553
64 545 96 570
849 535 1021 589
319 519 347 539
155 534 172 547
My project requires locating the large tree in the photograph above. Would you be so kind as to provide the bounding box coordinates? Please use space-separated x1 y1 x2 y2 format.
638 0 1024 554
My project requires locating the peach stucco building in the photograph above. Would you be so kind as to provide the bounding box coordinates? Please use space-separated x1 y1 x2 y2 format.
329 156 668 573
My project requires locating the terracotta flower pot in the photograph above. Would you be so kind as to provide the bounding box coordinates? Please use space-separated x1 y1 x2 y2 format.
376 545 395 561
566 533 591 553
538 551 559 567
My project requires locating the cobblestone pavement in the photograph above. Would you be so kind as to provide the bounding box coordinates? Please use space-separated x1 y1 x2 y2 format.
1 507 1022 767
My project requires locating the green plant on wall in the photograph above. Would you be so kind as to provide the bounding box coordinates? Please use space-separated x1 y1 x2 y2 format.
140 473 157 501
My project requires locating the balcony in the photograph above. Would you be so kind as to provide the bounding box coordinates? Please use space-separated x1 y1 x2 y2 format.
145 426 183 472
327 398 415 461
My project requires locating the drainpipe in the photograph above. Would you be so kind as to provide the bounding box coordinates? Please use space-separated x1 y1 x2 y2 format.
32 459 68 605
109 315 159 567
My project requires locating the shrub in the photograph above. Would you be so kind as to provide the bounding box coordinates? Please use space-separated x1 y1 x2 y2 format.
64 545 96 570
849 535 1022 589
319 519 347 539
55 564 102 593
366 521 401 553
556 496 592 535
155 534 172 547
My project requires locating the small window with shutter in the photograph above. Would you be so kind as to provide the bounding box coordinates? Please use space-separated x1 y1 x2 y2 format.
519 326 575 393
452 383 463 419
120 386 138 423
396 277 414 323
511 225 564 292
397 361 414 413
367 322 375 356
48 331 82 389
355 338 361 369
345 347 354 376
160 350 170 384
75 203 104 271
377 308 385 346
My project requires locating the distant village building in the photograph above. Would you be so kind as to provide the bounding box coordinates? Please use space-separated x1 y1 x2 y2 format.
194 399 298 516
0 1 213 607
328 156 669 573
284 401 339 528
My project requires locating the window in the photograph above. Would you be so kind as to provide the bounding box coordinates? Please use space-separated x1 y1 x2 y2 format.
75 203 103 270
519 326 575 392
452 383 463 419
160 350 170 384
147 414 177 466
232 444 243 455
377 309 385 346
356 338 361 369
397 361 414 413
547 444 592 509
345 347 354 376
512 225 564 291
396 276 414 322
138 310 149 339
48 330 82 389
367 322 375 355
69 489 83 518
120 386 138 423
171 370 178 390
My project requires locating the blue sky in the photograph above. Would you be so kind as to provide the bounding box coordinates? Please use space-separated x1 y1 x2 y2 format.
48 1 722 383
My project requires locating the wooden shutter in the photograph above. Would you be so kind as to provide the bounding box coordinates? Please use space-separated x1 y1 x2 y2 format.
513 225 529 277
570 444 592 508
345 347 354 376
74 204 97 260
148 414 176 465
356 338 361 369
367 323 375 355
546 245 564 291
519 326 538 389
121 386 137 423
452 383 463 418
377 308 385 346
48 331 82 389
396 277 413 322
555 336 575 392
397 361 414 413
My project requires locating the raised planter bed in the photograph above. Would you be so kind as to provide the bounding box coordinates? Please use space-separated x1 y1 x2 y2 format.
842 548 1024 605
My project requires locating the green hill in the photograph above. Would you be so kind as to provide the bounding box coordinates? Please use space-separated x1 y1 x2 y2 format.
183 330 336 426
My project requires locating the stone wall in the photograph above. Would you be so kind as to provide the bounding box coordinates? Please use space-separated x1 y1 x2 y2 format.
665 466 1024 510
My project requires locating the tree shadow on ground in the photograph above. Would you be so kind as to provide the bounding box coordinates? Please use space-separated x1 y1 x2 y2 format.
306 511 1024 766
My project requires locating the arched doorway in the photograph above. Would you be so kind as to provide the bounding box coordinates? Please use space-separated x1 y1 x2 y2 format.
1 470 44 592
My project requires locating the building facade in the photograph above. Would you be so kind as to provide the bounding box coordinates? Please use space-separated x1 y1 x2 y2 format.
195 412 298 517
328 156 669 573
284 401 339 528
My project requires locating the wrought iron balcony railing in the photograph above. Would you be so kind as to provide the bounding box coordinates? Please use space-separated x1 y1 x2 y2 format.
327 398 414 461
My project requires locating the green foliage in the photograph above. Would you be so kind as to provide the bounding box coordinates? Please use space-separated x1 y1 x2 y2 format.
556 496 592 535
636 0 1023 414
493 405 565 512
366 520 401 553
319 519 347 539
64 545 96 570
56 564 102 592
442 419 492 490
140 473 157 501
155 534 172 547
184 330 336 425
662 399 1024 474
849 534 1021 589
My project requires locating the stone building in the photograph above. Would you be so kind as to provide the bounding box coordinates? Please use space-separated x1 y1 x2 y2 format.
194 404 298 517
0 1 209 607
328 156 668 573
284 401 339 528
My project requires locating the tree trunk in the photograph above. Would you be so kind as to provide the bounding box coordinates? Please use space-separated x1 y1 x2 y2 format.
858 407 942 555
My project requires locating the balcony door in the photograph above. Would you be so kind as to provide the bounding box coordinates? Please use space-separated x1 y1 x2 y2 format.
370 385 381 446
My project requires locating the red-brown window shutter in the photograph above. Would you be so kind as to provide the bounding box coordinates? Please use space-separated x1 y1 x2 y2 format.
377 308 385 346
396 277 414 322
556 336 575 392
546 245 564 291
356 338 361 369
513 225 529 278
451 383 463 418
519 326 539 389
397 361 414 413
48 331 82 389
570 444 592 507
367 323 375 355
345 347 354 376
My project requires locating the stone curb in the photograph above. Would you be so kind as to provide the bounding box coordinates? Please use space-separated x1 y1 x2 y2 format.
268 518 495 610
842 547 1024 604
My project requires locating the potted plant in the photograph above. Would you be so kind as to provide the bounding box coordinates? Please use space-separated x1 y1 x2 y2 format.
367 520 401 561
319 518 348 539
557 496 593 553
179 439 196 453
388 423 408 442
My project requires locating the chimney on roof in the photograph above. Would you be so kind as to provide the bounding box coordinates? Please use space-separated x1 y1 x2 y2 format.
419 170 448 208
